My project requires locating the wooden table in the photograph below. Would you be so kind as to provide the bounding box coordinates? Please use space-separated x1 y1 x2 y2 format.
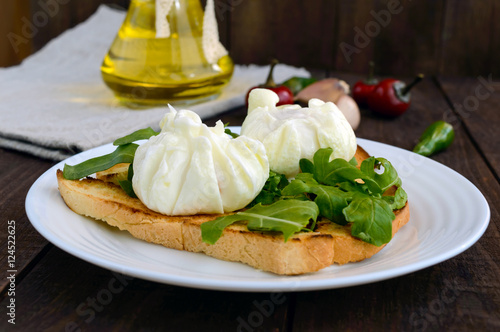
1 73 498 331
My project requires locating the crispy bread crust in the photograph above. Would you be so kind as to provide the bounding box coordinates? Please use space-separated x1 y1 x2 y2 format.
57 146 410 275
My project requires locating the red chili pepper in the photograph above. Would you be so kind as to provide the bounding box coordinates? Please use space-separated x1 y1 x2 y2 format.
366 74 424 117
352 61 378 107
246 59 294 107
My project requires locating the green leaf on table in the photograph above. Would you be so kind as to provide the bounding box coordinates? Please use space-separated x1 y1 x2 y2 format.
113 127 159 146
201 200 319 244
343 192 395 246
63 143 139 180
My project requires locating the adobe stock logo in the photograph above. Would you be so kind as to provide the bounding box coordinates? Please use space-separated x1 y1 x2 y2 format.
339 0 408 63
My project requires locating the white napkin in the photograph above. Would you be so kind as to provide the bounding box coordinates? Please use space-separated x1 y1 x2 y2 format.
0 5 309 160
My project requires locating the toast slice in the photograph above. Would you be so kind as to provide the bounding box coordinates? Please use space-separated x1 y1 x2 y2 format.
57 147 410 275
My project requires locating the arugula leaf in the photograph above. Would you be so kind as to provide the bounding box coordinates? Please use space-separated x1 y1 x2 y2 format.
118 163 137 198
118 180 136 198
310 148 382 194
343 192 395 246
64 127 158 181
383 186 408 210
338 181 369 195
113 127 159 146
63 126 161 199
63 143 139 180
234 148 408 246
283 173 350 224
247 171 289 207
201 200 319 244
360 157 402 193
393 187 408 209
224 123 240 138
299 158 315 174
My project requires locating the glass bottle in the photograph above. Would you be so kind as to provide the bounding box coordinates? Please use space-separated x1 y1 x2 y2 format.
101 0 234 107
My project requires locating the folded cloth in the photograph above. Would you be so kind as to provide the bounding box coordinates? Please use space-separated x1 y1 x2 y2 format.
0 5 309 161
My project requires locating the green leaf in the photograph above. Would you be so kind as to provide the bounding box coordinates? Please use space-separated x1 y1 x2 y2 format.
383 187 408 210
224 128 240 138
119 180 137 198
113 127 159 146
224 123 240 138
393 187 408 209
306 148 382 194
338 181 369 195
239 148 408 246
360 157 402 193
247 171 289 207
118 163 137 198
63 143 139 180
201 200 319 244
343 193 395 246
63 126 159 182
283 173 350 224
299 158 315 174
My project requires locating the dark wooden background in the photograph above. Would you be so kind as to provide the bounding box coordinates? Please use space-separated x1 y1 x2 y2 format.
2 0 499 77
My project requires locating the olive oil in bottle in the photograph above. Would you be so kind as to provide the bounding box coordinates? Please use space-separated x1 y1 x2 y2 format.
101 0 234 107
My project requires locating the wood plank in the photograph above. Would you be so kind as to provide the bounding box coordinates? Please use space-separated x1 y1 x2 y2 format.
490 3 500 76
290 73 500 330
27 0 128 53
0 245 292 331
371 0 444 76
439 0 495 76
211 0 231 49
6 0 499 77
229 0 336 68
335 0 444 76
70 0 108 27
219 0 268 65
0 0 33 66
0 149 55 292
335 0 379 75
28 0 72 52
438 76 500 179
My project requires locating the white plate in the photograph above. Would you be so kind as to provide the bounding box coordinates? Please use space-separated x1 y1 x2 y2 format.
26 134 490 292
